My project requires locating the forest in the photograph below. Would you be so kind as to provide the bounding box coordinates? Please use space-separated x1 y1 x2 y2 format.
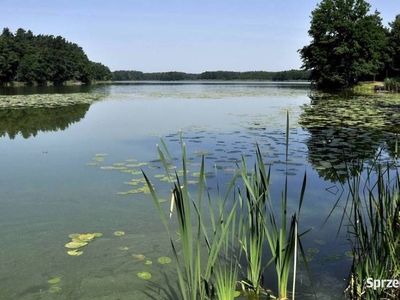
112 69 311 81
0 28 112 86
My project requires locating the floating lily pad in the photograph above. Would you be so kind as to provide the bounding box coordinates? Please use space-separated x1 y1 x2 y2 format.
133 254 145 260
314 239 326 245
299 254 314 262
118 247 129 251
145 260 153 265
68 234 81 239
157 256 172 264
114 231 125 236
65 241 87 249
49 286 62 293
95 153 108 156
48 277 61 284
158 198 167 203
78 233 95 242
345 251 356 258
323 254 343 260
92 233 103 237
307 248 320 255
137 271 152 280
67 249 83 256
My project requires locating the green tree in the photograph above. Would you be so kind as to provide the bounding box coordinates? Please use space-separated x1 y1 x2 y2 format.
299 0 387 89
388 14 400 77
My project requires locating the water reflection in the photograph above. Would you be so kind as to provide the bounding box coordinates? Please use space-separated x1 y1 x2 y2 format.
0 104 90 139
299 95 399 183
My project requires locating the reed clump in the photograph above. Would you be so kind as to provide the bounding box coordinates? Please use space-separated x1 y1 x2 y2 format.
344 161 400 299
143 112 311 300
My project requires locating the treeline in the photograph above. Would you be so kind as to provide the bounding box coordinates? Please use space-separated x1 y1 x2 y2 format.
112 69 311 81
0 28 112 86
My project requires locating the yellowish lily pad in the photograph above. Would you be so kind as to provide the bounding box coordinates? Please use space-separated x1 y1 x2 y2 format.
133 254 145 260
67 249 83 256
78 233 95 242
68 234 81 239
137 271 152 280
114 231 125 236
118 247 129 251
65 241 87 249
145 260 153 265
92 232 103 237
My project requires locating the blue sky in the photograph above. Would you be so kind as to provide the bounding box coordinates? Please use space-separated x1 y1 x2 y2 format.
2 0 398 72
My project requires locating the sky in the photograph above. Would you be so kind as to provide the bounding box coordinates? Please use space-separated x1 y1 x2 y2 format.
2 0 399 73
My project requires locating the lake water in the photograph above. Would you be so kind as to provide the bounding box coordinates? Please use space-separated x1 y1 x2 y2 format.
0 82 397 299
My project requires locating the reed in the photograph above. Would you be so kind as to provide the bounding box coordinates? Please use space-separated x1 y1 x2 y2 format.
143 113 311 299
344 161 400 299
143 135 240 300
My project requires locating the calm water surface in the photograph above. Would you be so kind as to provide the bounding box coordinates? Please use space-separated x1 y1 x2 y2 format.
0 82 395 299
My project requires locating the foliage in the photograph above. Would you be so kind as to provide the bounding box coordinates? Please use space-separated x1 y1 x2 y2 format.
143 115 311 299
112 69 311 82
388 15 400 75
343 161 400 299
299 0 388 89
0 27 112 85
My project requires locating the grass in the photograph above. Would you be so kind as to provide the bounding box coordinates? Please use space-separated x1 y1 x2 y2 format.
343 160 400 299
143 113 312 299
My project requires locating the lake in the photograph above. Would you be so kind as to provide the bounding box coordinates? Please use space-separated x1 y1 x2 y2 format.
0 82 398 299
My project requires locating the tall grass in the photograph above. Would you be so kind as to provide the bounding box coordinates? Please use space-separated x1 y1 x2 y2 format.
344 161 400 299
143 136 240 300
143 113 311 299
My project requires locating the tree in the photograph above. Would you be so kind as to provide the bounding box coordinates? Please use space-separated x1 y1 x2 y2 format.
299 0 387 89
388 14 400 77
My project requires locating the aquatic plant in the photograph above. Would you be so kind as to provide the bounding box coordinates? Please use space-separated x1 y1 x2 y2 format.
143 135 240 300
343 161 400 299
143 121 311 299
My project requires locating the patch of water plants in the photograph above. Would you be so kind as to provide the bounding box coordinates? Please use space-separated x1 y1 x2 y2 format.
0 93 105 109
142 114 312 300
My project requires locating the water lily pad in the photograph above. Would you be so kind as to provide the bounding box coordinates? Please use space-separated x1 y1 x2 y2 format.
65 241 87 249
67 249 83 256
118 246 129 251
345 251 356 258
92 232 103 237
48 277 61 284
133 254 145 260
49 286 62 293
323 254 343 260
307 248 320 255
114 231 125 236
78 233 95 242
314 239 326 245
299 254 314 262
95 153 108 156
137 271 152 280
157 256 172 264
68 234 81 239
145 260 153 265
